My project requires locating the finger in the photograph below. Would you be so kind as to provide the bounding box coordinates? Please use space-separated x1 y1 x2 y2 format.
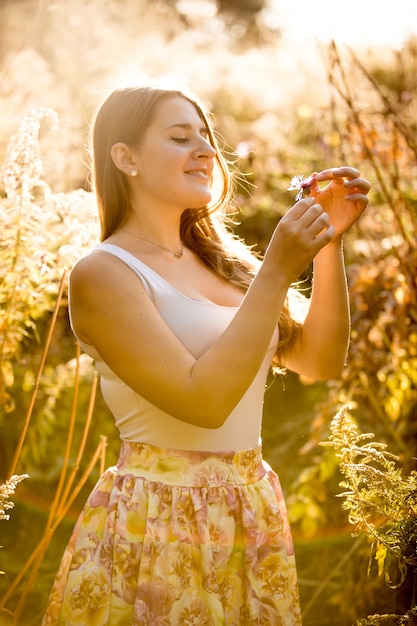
298 203 328 229
312 223 335 249
307 211 332 238
288 196 316 219
345 193 370 208
314 167 361 183
344 177 371 193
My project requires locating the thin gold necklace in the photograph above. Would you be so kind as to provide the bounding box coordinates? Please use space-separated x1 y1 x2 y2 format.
118 230 184 258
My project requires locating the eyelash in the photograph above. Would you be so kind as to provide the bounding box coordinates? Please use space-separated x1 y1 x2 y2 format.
171 134 210 144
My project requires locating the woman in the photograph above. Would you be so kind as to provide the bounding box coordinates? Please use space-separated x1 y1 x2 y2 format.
42 82 370 625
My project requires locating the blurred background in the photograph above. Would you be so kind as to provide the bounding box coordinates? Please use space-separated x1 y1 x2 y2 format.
0 1 416 624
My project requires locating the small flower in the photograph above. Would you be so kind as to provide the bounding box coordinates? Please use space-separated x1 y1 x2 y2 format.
0 107 59 200
0 474 28 521
288 174 317 201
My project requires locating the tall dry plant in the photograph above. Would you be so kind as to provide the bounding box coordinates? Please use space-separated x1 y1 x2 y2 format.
323 407 417 626
322 406 417 588
286 39 417 621
324 39 417 449
0 110 108 624
320 39 417 453
0 107 98 413
0 302 107 625
290 37 417 517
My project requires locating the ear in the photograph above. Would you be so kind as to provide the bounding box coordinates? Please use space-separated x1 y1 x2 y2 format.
110 142 139 176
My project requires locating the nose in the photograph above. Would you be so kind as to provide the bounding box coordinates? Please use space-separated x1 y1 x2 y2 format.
195 136 216 159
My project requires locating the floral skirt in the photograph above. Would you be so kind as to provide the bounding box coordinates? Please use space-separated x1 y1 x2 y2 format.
42 441 302 625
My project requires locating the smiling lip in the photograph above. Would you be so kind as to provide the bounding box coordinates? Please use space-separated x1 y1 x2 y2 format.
185 168 209 179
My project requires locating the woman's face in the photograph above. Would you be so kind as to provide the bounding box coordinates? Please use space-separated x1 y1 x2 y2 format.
131 95 217 211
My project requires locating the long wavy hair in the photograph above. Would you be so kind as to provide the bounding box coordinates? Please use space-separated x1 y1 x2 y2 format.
90 82 305 360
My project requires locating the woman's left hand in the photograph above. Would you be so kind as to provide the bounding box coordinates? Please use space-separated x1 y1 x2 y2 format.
306 166 370 240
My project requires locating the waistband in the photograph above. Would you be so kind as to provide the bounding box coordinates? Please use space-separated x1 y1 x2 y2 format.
116 440 267 487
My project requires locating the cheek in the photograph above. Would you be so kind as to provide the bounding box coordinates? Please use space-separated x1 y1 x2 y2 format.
155 150 185 177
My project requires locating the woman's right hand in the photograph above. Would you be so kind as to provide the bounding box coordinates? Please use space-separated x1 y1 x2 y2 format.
265 197 335 284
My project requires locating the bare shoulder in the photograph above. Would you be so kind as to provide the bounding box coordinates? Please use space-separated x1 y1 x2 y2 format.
70 250 134 295
71 250 115 282
69 250 145 344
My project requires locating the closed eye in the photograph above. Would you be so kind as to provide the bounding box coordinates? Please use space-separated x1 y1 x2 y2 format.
171 137 189 143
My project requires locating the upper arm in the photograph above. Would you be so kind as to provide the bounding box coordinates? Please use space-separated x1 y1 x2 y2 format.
278 329 314 378
276 290 312 378
279 313 348 381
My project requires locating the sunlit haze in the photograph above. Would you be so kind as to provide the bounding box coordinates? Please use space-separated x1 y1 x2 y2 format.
267 0 417 47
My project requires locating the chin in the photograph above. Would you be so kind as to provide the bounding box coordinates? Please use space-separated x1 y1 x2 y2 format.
187 192 213 209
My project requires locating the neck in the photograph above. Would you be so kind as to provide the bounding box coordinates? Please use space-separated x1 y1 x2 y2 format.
116 226 184 259
122 209 182 248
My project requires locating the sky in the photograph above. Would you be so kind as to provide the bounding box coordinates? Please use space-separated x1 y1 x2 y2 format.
267 0 417 48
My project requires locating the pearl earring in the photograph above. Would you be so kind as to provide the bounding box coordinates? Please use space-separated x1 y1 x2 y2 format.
130 169 138 177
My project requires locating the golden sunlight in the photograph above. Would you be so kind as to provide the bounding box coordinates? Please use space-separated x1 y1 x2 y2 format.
266 0 417 47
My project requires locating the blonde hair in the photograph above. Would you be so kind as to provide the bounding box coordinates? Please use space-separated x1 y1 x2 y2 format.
90 83 305 359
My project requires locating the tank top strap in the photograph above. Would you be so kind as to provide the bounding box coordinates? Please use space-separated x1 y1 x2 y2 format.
93 242 169 299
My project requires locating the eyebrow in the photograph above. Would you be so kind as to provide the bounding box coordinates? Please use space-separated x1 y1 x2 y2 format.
165 123 209 133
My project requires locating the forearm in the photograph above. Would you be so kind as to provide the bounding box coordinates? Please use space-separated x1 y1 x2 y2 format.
190 263 290 423
308 239 351 375
283 239 351 379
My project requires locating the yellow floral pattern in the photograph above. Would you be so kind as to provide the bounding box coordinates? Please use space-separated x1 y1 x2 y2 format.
42 441 302 625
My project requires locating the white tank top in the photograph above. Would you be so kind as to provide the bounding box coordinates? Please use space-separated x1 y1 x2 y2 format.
70 243 278 452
